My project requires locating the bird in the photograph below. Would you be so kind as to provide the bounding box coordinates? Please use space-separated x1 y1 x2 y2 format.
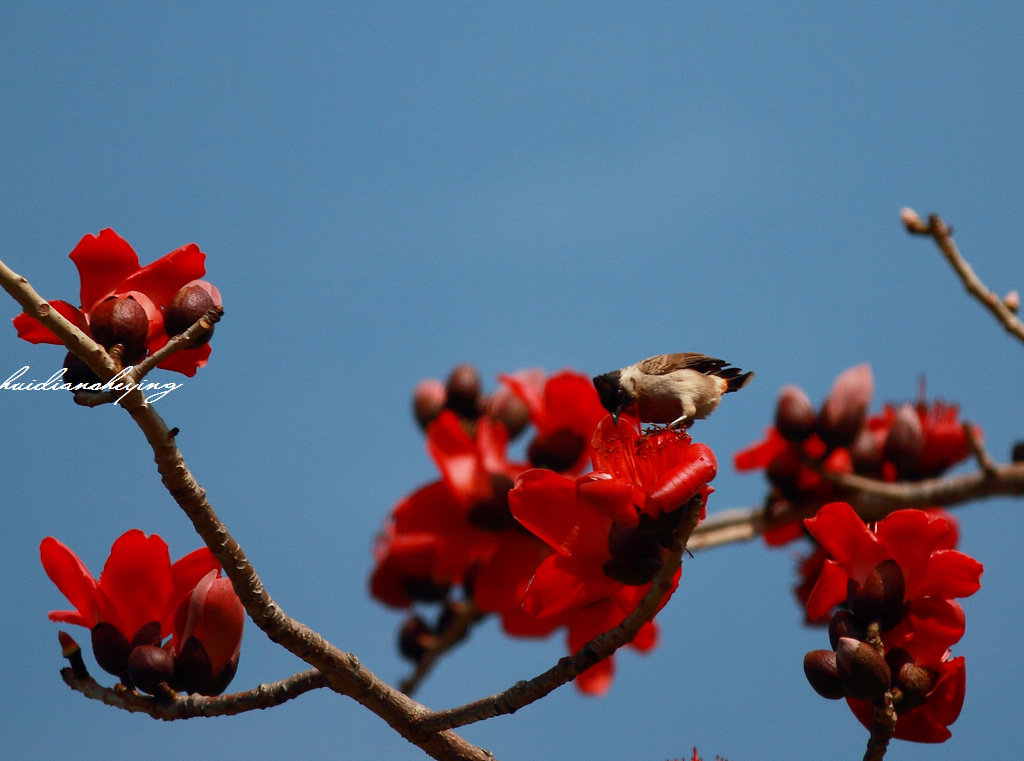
592 352 754 427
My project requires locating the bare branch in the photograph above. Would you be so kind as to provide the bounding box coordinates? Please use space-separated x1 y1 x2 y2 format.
401 602 484 697
903 209 1024 345
0 258 492 761
60 666 329 720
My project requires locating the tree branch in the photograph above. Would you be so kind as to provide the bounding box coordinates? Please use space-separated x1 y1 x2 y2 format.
902 208 1024 345
0 258 492 761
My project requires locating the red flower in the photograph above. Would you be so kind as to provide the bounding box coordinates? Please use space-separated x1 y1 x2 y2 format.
13 228 221 376
510 418 714 618
803 502 982 623
803 502 982 742
40 530 224 678
499 369 608 474
369 410 553 636
172 570 246 696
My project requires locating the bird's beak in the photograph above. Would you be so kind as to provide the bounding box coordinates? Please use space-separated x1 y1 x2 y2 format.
611 408 621 426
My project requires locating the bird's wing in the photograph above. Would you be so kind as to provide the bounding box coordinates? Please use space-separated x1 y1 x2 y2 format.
637 353 727 376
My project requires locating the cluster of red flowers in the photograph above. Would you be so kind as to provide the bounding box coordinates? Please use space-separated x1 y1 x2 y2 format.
801 502 983 742
371 364 717 693
13 228 221 378
734 364 984 742
41 530 245 696
734 364 978 546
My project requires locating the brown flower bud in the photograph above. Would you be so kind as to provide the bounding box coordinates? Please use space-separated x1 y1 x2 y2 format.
126 645 175 695
804 649 846 700
175 636 239 696
828 609 867 650
775 385 816 442
412 379 447 430
847 559 906 630
398 615 435 663
765 449 803 496
1012 441 1024 463
445 363 482 418
486 387 532 440
602 524 664 585
467 473 517 532
884 404 924 478
817 364 873 449
62 351 101 387
527 429 584 473
164 284 216 345
89 296 149 363
836 637 892 700
90 622 132 678
849 426 883 476
888 648 939 713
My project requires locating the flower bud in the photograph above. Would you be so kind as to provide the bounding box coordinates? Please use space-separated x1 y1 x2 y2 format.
1012 441 1024 463
847 559 906 630
1004 290 1020 313
90 622 132 677
467 473 517 532
836 637 892 700
803 649 846 700
164 283 216 346
775 385 816 442
884 404 924 478
62 351 101 387
172 572 244 696
412 379 447 430
602 524 663 585
828 609 867 650
486 387 532 440
126 644 175 695
849 426 883 475
900 207 929 234
89 296 149 363
765 449 803 496
527 429 585 473
888 648 939 713
445 363 482 419
398 615 435 662
817 364 873 449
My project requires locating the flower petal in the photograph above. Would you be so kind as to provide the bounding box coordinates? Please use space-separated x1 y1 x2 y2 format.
98 530 173 639
40 537 100 628
118 242 207 308
69 229 141 312
14 301 89 344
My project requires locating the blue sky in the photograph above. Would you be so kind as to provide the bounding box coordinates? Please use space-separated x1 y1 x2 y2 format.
2 3 1022 759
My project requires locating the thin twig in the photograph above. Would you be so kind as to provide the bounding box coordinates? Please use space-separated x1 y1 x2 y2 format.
401 602 484 696
60 666 329 720
902 209 1024 344
963 421 998 477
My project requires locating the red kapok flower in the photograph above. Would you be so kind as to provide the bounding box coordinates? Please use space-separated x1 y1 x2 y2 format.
40 530 222 678
172 570 246 695
802 502 982 623
509 418 713 619
13 228 221 376
499 369 608 474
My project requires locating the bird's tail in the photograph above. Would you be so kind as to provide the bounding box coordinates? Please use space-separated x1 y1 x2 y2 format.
724 370 755 393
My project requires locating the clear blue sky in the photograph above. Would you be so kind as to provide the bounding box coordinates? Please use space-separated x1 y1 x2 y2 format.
2 4 1022 759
